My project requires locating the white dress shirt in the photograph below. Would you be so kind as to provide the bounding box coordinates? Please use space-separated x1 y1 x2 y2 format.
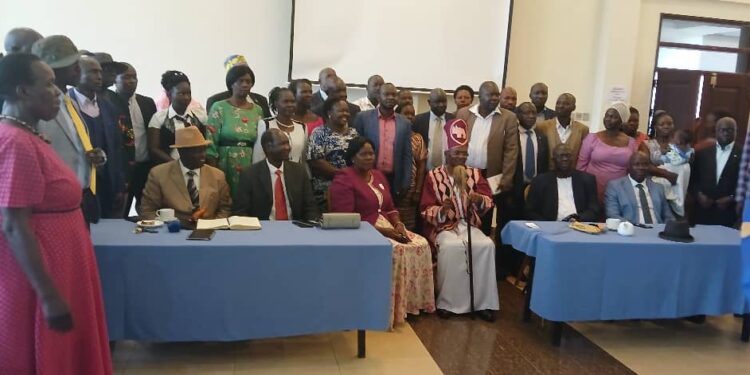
179 160 201 190
353 96 376 111
128 95 149 162
427 111 447 170
629 176 657 224
556 118 572 143
716 141 734 184
466 104 501 170
556 177 577 220
148 105 209 160
267 160 292 220
72 88 100 118
518 125 539 179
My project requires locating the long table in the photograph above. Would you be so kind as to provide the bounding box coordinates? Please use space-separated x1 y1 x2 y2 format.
91 219 393 357
501 221 749 345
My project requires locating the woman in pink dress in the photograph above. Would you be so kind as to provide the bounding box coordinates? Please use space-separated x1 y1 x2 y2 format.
577 102 638 205
0 54 112 374
329 137 435 328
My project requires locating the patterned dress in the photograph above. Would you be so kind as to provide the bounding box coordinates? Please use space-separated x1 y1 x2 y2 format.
307 125 359 210
396 133 427 230
329 168 435 328
0 123 112 374
206 100 263 197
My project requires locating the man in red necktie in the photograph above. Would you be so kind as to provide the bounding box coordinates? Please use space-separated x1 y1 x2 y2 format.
233 129 320 221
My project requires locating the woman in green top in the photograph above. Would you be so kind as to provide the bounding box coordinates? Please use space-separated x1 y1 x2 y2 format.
206 65 264 196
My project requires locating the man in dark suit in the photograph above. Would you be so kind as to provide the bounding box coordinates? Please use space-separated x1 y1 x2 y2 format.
111 62 157 216
353 83 412 198
529 82 555 123
526 143 600 221
413 88 455 171
690 117 741 227
312 76 360 121
234 129 320 221
205 55 271 117
497 102 551 277
311 67 337 109
70 55 125 218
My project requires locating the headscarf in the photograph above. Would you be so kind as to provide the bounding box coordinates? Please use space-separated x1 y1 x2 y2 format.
609 101 630 124
224 54 248 72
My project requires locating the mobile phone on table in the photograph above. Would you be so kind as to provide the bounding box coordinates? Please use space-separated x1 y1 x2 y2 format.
292 220 315 228
187 229 215 240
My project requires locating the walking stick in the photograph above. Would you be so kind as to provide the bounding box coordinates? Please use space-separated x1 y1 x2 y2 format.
463 186 476 319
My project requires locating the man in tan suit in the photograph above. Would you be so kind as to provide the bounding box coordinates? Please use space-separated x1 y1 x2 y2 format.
141 126 232 225
456 81 518 235
536 93 589 170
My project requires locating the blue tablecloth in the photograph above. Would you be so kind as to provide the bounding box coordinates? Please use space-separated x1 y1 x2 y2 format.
501 221 747 322
91 220 392 341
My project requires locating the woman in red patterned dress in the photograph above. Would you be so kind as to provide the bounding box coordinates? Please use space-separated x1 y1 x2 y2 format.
0 54 112 374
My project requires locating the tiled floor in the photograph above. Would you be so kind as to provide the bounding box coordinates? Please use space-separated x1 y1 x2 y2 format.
410 282 635 375
113 324 441 374
571 316 750 375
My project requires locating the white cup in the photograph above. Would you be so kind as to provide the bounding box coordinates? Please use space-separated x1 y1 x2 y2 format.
617 221 635 236
156 208 176 222
606 218 621 231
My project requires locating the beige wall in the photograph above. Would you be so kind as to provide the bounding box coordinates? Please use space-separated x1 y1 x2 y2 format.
505 0 750 132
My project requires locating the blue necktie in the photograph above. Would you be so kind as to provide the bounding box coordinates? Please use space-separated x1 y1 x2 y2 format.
525 130 535 181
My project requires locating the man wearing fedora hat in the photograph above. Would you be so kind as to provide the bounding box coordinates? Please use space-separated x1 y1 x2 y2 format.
140 126 232 225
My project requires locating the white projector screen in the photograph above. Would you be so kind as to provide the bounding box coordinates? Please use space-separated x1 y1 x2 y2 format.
290 0 513 91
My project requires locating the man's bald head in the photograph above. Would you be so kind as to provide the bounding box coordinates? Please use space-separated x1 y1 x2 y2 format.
499 86 518 111
716 116 737 147
530 82 549 110
318 67 336 84
428 88 448 117
4 27 43 54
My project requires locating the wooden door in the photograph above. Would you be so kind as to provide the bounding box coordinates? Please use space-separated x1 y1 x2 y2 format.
699 72 750 145
652 68 703 133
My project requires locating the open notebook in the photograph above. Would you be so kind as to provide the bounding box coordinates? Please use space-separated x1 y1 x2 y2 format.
196 216 261 230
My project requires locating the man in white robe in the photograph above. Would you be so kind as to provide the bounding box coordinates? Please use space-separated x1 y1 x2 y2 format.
420 119 499 321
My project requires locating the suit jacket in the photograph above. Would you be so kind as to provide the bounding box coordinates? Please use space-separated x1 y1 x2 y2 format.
455 106 518 193
140 160 232 223
329 167 398 226
110 92 157 165
536 118 589 169
233 160 320 221
38 96 89 187
353 109 413 193
538 107 555 120
311 91 325 109
690 143 741 199
512 129 549 199
525 170 600 221
689 142 741 226
412 111 456 150
312 101 361 122
604 176 674 224
206 91 271 119
67 88 125 194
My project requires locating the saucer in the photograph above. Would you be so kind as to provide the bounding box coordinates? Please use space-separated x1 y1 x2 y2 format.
137 220 164 228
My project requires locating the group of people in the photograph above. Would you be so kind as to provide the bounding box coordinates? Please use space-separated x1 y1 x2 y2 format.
0 27 747 374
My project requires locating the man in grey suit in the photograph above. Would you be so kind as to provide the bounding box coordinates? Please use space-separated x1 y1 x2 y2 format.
311 67 336 109
353 83 413 198
605 151 674 224
233 129 320 221
33 35 105 224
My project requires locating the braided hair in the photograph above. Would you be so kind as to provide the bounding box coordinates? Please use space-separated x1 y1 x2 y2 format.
160 70 190 92
268 86 294 115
